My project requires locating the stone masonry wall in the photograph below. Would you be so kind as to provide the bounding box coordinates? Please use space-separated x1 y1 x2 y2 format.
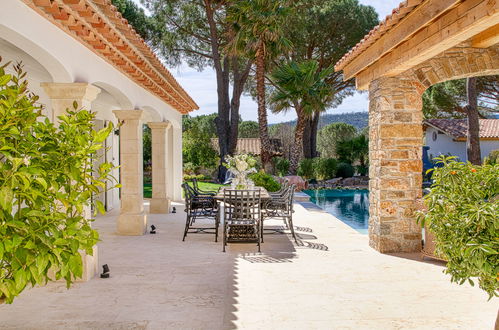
368 77 423 253
367 45 499 254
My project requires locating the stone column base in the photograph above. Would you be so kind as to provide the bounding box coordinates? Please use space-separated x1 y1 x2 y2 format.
79 245 99 282
117 213 147 235
48 245 99 282
150 197 171 214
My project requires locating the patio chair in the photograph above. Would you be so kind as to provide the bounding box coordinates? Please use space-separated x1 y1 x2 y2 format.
182 183 219 242
222 189 261 253
269 180 290 198
261 184 297 243
191 178 217 196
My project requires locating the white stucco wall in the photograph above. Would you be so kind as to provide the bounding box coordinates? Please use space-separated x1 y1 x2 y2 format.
1 0 187 203
424 127 499 162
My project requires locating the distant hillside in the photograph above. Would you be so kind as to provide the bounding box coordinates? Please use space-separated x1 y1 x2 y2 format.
274 111 368 130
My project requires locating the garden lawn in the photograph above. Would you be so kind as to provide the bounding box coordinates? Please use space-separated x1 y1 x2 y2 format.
143 182 225 198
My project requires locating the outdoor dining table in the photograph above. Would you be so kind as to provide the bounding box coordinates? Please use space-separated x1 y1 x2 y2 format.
213 186 272 201
213 187 271 242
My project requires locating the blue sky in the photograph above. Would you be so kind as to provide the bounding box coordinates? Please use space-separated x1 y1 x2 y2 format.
134 0 402 123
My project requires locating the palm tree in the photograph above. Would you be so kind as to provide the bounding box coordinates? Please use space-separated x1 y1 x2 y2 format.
227 0 291 171
269 60 334 174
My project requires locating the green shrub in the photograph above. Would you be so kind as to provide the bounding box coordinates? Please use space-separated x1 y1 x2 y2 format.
297 158 314 179
273 157 290 176
483 149 499 165
336 162 354 178
0 62 116 303
183 174 210 181
356 165 368 176
314 158 337 180
183 162 198 175
249 171 281 192
417 156 499 298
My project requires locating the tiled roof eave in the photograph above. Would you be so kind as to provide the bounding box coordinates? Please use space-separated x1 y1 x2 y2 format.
424 119 499 139
23 0 198 114
335 0 424 71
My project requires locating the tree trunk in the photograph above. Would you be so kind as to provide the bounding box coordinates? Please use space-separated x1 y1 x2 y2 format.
289 108 306 175
205 3 252 182
310 111 320 157
205 2 232 182
255 48 273 172
302 112 320 158
302 118 312 159
465 77 481 165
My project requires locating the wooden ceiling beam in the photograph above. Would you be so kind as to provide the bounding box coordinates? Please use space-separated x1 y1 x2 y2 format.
472 24 499 48
352 0 499 90
342 0 460 80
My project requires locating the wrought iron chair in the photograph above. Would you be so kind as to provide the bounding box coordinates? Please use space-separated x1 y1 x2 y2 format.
182 183 219 242
191 178 217 196
261 184 297 243
222 189 261 252
269 180 290 198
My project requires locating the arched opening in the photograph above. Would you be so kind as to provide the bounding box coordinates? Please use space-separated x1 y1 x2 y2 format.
0 37 54 118
140 107 162 199
90 84 133 211
0 24 71 82
422 74 499 164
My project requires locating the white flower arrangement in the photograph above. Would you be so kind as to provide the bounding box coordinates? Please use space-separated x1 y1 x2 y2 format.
224 154 258 189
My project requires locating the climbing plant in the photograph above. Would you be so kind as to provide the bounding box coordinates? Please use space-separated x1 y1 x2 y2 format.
0 60 117 303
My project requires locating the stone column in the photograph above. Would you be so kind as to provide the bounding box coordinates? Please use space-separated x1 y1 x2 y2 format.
113 110 147 235
171 126 183 201
148 121 171 213
41 82 101 281
368 77 423 253
166 126 175 202
41 82 101 123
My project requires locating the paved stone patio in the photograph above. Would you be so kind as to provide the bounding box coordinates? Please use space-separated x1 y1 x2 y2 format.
0 201 496 329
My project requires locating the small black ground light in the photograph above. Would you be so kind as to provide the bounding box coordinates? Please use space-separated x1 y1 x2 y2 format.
150 225 156 234
100 264 110 278
172 207 176 213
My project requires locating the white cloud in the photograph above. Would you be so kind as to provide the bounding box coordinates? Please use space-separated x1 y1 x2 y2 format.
139 0 402 123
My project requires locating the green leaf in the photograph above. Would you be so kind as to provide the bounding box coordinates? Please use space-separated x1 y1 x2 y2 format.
35 177 48 190
94 128 110 143
95 200 106 215
24 240 36 249
14 268 27 291
0 186 14 210
0 74 12 86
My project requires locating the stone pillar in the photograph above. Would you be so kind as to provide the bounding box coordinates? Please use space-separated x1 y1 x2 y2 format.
113 110 147 235
41 82 101 281
368 77 423 253
41 82 101 123
171 126 183 201
166 126 175 202
148 121 172 213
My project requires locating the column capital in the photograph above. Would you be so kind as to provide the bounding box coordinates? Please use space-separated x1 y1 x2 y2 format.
113 110 144 121
147 121 171 130
41 82 101 102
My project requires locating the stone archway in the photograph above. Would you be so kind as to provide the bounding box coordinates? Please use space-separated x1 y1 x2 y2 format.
366 44 499 253
335 0 499 253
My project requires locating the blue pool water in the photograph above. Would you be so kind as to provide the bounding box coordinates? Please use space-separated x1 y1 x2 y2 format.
303 189 369 234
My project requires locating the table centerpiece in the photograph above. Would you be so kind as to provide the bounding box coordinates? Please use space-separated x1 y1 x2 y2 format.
224 154 257 189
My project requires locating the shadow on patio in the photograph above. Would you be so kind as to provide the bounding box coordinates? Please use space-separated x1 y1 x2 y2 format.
0 201 495 329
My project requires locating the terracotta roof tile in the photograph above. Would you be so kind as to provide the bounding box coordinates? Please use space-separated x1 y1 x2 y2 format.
23 0 198 114
211 138 283 156
424 119 499 139
335 0 423 71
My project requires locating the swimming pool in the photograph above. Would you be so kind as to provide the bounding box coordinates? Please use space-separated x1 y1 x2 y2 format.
303 189 369 234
